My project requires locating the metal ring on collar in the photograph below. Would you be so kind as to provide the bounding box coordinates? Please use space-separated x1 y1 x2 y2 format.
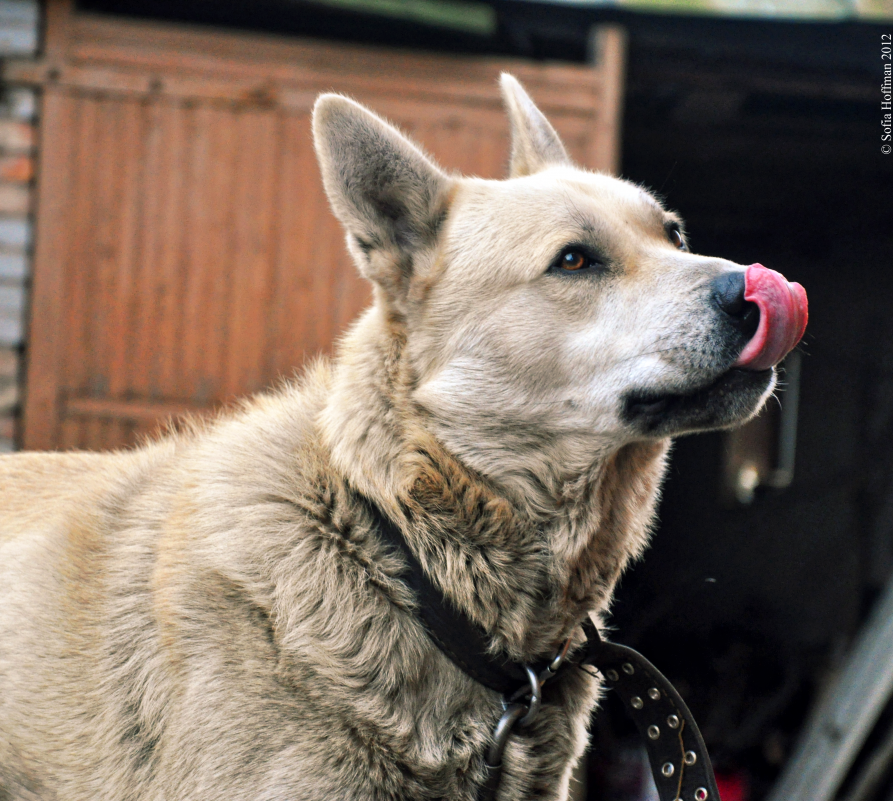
487 665 542 768
508 665 541 726
486 703 527 767
539 635 574 684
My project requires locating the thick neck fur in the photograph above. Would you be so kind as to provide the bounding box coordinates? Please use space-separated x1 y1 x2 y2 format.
319 304 670 662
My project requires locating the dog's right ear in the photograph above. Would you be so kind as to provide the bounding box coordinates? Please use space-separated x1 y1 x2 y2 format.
313 95 453 303
500 74 572 178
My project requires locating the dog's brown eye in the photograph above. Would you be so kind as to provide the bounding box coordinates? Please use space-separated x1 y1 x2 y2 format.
669 228 687 251
562 251 588 271
549 246 603 276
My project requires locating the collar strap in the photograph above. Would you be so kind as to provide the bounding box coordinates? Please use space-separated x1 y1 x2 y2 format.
581 619 720 801
366 499 719 801
367 499 539 694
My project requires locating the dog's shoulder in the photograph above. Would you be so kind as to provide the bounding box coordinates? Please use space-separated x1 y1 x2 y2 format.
0 448 164 534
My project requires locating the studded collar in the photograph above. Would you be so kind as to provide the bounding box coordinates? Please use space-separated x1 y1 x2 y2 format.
364 497 719 801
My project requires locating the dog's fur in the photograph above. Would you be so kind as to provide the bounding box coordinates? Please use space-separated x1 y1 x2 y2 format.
0 76 777 800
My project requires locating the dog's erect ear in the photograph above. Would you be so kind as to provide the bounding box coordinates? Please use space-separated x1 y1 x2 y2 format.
500 74 572 178
313 94 452 300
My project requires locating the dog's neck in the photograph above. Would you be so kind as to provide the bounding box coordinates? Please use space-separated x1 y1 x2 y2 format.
320 307 670 659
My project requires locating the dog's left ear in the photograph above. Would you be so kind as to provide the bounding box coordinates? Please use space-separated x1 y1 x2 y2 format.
313 94 453 304
500 74 572 178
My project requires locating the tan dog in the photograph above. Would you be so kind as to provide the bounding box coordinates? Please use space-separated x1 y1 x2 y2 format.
0 76 806 800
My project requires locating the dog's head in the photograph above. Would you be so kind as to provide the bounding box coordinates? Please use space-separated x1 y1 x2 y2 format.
312 76 807 472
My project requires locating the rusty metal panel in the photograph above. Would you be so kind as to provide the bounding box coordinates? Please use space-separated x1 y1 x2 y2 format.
20 5 624 450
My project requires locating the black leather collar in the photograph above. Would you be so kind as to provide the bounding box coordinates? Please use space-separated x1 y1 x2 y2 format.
368 497 543 694
366 499 720 801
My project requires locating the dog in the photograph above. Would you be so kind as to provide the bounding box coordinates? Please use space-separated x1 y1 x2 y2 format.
0 75 806 800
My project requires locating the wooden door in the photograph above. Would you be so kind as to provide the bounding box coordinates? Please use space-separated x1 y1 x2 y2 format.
10 1 625 450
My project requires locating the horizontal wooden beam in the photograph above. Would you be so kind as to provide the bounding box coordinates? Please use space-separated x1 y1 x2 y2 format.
3 58 607 122
63 395 214 422
5 14 607 114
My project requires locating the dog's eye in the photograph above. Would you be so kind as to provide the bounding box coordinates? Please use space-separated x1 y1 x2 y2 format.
668 226 687 251
562 251 588 271
550 247 602 275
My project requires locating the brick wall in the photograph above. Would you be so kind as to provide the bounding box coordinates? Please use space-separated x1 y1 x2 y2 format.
0 0 38 452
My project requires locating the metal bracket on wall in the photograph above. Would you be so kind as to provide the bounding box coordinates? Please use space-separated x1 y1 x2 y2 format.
722 351 802 505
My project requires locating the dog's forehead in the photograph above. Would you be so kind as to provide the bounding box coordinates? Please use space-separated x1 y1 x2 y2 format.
442 168 668 281
548 168 662 212
451 168 664 233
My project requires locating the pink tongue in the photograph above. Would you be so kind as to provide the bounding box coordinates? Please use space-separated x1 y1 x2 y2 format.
733 264 808 371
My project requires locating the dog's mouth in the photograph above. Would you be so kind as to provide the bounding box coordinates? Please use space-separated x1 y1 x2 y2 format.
622 264 806 437
622 367 774 435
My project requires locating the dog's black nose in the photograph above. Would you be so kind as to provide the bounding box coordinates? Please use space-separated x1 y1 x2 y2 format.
712 272 759 338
